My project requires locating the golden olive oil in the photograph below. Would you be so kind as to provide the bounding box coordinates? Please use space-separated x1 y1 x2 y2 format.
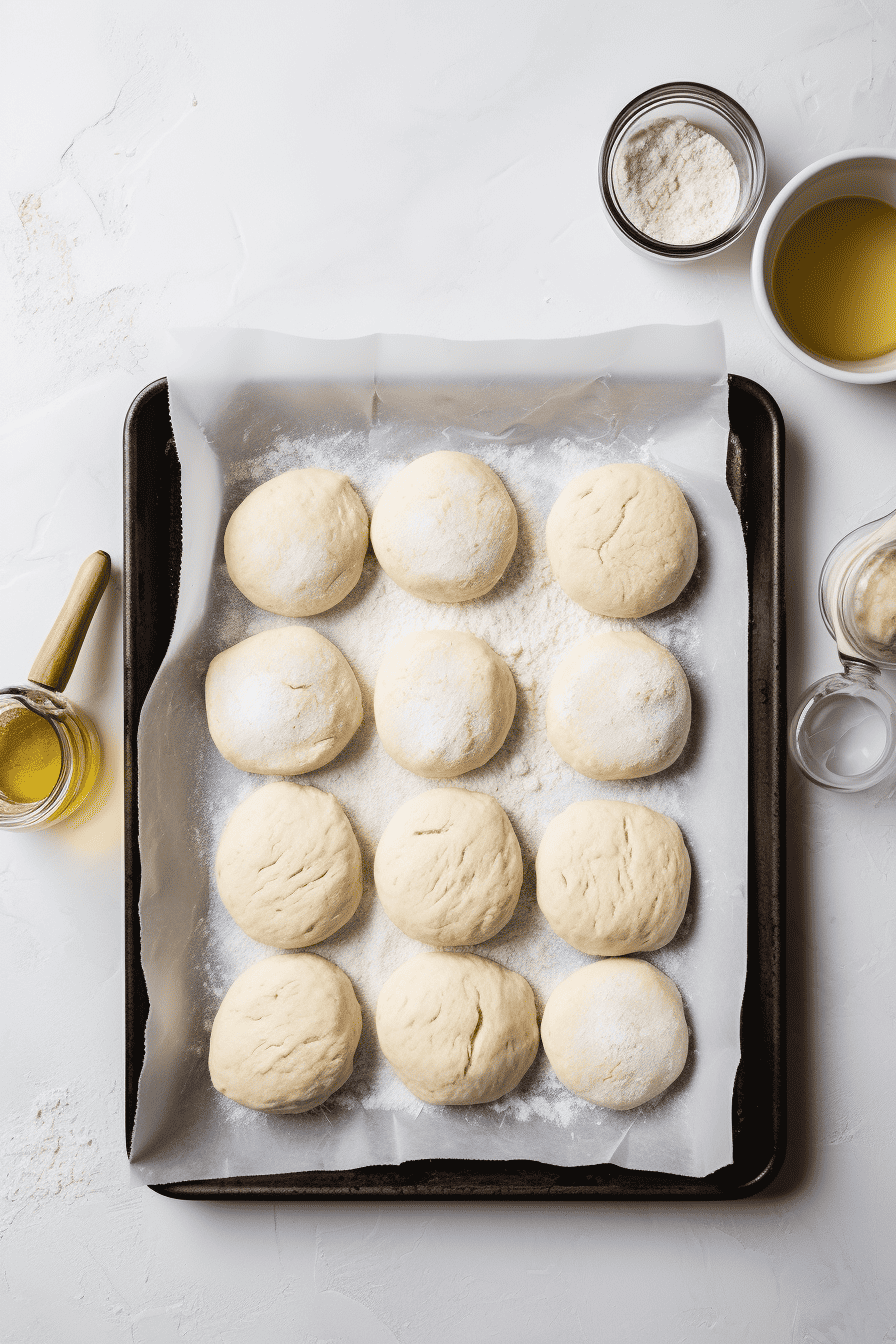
0 705 62 804
772 196 896 361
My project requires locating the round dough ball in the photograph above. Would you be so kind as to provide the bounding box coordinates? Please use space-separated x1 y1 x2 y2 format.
546 629 690 780
546 463 698 618
224 468 368 617
215 782 362 948
541 958 688 1111
375 951 539 1105
370 451 518 604
374 630 515 779
208 953 362 1113
536 799 690 956
375 788 523 946
205 626 363 776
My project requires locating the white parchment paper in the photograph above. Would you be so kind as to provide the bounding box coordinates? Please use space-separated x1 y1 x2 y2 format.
129 324 746 1184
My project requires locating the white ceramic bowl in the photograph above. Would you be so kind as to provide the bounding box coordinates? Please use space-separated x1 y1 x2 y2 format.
751 149 896 384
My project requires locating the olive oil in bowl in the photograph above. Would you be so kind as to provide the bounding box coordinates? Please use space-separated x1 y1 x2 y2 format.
0 704 62 804
771 196 896 362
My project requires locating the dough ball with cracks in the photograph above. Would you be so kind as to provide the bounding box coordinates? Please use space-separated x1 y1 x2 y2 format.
375 788 522 946
215 782 362 948
546 462 697 618
536 798 690 956
375 951 539 1105
208 953 362 1113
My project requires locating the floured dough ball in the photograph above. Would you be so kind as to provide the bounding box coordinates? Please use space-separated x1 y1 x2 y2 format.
374 630 515 778
224 468 369 617
536 799 690 956
546 629 690 779
208 953 362 1113
546 463 698 618
541 959 689 1111
370 450 518 603
205 626 363 775
215 782 362 948
375 951 539 1104
375 788 523 946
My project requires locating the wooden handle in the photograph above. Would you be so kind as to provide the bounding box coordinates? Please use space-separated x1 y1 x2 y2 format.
29 551 112 692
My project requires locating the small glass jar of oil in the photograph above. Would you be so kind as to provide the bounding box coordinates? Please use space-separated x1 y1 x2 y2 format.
0 551 109 830
0 687 102 830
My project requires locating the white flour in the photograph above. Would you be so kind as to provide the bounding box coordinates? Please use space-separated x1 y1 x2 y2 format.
613 116 740 245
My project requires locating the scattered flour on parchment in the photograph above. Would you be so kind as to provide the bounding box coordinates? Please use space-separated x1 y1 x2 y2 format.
191 430 706 1130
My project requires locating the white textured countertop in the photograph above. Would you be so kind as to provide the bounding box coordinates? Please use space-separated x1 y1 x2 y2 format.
2 2 894 1339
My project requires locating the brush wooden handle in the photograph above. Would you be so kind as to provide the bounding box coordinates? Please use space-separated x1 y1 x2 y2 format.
29 551 112 692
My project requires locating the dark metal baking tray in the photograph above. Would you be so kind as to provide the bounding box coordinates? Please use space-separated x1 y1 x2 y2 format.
124 373 785 1200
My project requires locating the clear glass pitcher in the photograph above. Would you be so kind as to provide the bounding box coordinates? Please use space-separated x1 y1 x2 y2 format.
790 510 896 790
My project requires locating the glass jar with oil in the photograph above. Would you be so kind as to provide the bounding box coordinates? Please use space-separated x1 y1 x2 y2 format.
0 552 109 830
0 687 101 829
772 196 896 363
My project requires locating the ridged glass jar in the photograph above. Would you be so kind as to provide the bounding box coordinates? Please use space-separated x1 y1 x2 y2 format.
0 685 101 830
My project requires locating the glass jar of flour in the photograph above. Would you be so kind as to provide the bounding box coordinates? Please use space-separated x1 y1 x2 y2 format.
598 82 766 263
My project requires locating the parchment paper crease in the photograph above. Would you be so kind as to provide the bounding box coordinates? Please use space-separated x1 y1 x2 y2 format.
129 323 746 1184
